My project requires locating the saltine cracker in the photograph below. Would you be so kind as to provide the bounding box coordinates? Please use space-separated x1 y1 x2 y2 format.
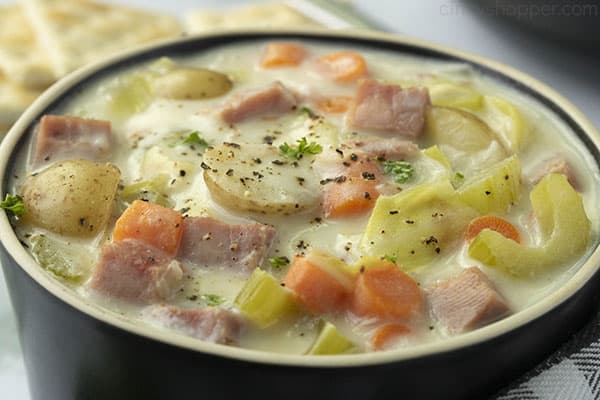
0 5 55 89
20 0 183 77
0 71 42 134
184 2 321 33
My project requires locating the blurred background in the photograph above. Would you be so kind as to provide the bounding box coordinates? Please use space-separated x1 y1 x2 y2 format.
1 1 599 399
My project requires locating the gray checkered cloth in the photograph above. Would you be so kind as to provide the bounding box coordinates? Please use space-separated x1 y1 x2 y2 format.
494 307 600 399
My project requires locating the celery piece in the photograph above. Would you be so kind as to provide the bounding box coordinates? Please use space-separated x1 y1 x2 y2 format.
476 95 528 153
361 180 478 269
146 57 177 76
30 235 92 282
305 250 355 291
104 72 153 119
306 321 354 355
102 57 176 120
423 145 452 170
422 145 458 185
234 268 298 328
429 82 483 110
468 174 591 276
120 174 172 208
457 155 521 214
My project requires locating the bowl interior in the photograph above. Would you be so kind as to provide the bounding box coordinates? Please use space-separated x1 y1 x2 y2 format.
1 30 600 367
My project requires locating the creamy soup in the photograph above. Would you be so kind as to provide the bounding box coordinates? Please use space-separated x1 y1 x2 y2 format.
4 39 599 355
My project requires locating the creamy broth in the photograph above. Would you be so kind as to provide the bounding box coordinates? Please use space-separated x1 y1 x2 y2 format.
7 39 599 354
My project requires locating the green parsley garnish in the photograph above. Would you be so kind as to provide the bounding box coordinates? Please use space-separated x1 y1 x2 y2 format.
201 294 226 306
279 137 323 160
454 172 465 180
269 256 290 269
382 254 398 264
301 106 316 118
182 131 209 147
382 160 414 184
167 130 209 148
0 194 25 217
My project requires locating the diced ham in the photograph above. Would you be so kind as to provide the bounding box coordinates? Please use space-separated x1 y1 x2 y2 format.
529 155 578 189
220 81 298 124
428 267 510 334
177 216 276 272
89 239 184 303
343 137 419 161
347 79 430 137
31 115 112 168
142 305 245 345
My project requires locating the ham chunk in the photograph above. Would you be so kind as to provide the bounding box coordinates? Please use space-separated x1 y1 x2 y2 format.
343 137 419 161
31 115 112 168
529 155 578 189
347 79 430 137
142 305 245 345
428 267 510 334
178 216 276 272
89 239 184 303
220 81 298 124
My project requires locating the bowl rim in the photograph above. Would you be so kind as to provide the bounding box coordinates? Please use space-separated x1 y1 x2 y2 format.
1 28 600 368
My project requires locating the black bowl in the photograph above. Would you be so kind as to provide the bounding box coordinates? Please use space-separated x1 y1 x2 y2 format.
1 30 600 400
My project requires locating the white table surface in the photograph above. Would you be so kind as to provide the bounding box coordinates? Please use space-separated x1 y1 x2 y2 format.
1 1 599 399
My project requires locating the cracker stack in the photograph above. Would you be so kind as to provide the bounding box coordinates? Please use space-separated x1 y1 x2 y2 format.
184 2 322 33
0 0 183 137
0 1 323 137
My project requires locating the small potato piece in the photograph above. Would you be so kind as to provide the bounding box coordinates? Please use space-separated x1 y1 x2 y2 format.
22 159 120 237
203 143 320 214
152 67 232 100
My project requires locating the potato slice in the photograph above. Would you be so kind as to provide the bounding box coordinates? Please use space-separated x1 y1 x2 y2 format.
152 67 232 100
203 143 321 214
22 159 120 237
425 106 507 179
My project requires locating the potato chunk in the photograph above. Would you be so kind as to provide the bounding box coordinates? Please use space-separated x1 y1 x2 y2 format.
203 143 320 214
22 159 120 237
152 67 232 100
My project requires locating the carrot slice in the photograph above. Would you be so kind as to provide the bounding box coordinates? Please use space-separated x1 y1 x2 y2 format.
465 215 521 243
371 324 411 350
284 254 353 314
351 259 423 322
316 51 367 83
322 177 379 218
315 96 353 114
113 200 183 255
322 157 381 219
260 42 307 68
